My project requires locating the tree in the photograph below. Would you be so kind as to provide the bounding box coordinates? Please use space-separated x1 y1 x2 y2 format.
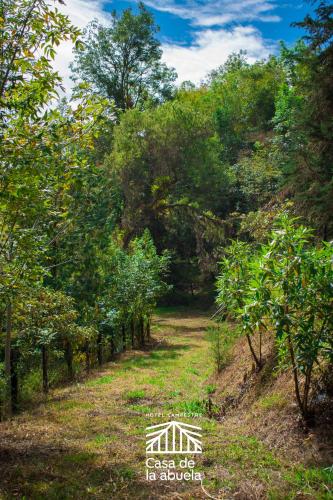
0 0 108 416
210 54 285 164
216 241 264 370
262 215 333 421
273 1 333 237
0 0 77 416
216 215 333 421
71 3 177 111
16 288 78 394
99 231 170 351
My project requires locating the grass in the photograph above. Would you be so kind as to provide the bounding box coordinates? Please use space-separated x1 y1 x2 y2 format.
172 399 206 414
124 389 146 402
64 452 97 464
222 435 280 469
90 434 112 445
255 393 288 410
85 374 114 386
205 384 217 395
0 308 331 499
270 466 333 499
130 404 152 413
51 400 93 411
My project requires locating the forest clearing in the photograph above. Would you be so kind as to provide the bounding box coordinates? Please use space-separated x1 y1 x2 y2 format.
0 309 332 499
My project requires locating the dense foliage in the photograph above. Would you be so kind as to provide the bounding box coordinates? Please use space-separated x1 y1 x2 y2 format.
216 215 333 420
0 0 332 424
0 0 169 417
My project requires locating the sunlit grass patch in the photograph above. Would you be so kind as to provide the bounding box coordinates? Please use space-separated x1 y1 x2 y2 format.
216 435 280 470
124 389 146 403
86 375 114 386
130 404 152 413
6 311 328 500
279 466 333 499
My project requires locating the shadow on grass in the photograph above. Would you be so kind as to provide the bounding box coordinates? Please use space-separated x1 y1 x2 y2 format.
154 322 207 335
0 442 154 499
120 342 192 371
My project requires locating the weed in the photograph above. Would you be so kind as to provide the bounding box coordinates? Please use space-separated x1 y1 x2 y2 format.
130 404 152 413
187 367 200 375
124 389 146 402
175 399 205 414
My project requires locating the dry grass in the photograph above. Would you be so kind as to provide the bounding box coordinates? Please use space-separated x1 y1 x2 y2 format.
0 309 332 499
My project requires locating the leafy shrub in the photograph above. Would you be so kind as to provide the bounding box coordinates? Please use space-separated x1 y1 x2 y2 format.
216 214 333 421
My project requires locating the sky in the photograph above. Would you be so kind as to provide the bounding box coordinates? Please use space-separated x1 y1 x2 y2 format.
55 0 314 92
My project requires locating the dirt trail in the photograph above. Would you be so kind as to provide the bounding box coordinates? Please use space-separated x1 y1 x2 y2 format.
0 310 215 499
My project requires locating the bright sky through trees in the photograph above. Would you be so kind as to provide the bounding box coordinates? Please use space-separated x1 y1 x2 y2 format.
55 0 315 91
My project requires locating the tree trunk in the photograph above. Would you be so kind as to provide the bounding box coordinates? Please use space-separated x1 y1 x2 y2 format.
303 364 314 423
287 332 304 417
140 316 145 348
65 341 73 379
10 346 19 413
122 324 126 351
110 335 115 360
246 333 262 370
41 345 48 394
131 319 135 349
97 332 103 366
85 342 91 373
146 317 151 342
4 302 13 416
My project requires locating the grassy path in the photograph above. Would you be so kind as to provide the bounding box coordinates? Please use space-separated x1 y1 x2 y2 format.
0 310 332 499
0 310 216 499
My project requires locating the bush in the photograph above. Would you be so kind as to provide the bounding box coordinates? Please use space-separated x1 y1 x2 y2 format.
215 214 333 421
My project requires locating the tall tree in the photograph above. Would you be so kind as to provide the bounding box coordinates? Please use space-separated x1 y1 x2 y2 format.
71 2 177 111
0 0 107 415
273 0 333 237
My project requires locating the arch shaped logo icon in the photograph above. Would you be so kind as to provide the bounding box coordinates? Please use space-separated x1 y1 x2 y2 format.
146 421 202 454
